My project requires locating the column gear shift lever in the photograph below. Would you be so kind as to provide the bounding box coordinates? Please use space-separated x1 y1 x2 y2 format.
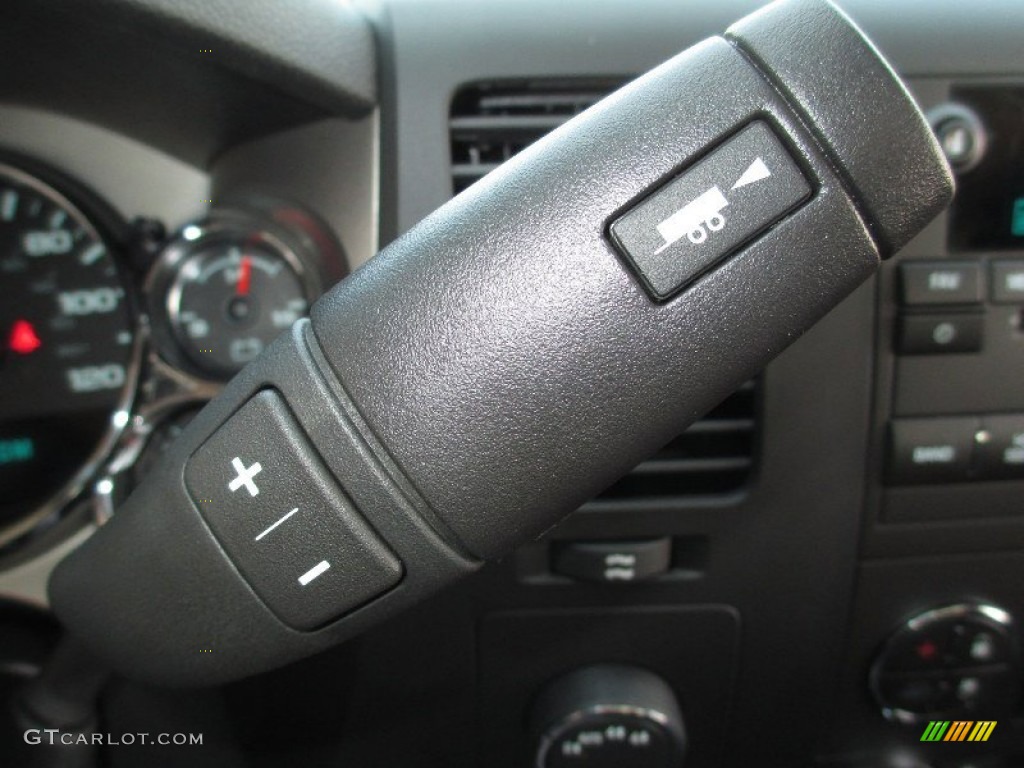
49 0 953 686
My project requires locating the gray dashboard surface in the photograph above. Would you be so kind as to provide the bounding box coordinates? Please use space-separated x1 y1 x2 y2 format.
86 0 378 114
0 0 377 165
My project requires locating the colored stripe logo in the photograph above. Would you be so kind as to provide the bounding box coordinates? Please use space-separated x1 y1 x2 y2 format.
920 720 996 742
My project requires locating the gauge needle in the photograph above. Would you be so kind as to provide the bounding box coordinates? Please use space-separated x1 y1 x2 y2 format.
237 255 252 297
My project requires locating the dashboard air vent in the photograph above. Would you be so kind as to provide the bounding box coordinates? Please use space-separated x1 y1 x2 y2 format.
449 79 627 194
592 381 758 503
449 80 759 499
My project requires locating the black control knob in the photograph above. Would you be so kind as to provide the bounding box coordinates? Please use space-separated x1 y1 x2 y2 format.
927 103 988 173
870 603 1018 723
530 665 686 768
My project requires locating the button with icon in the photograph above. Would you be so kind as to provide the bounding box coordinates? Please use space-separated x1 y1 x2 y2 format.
897 313 983 355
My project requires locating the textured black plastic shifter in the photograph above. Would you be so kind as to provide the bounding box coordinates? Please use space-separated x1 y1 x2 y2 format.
49 0 953 685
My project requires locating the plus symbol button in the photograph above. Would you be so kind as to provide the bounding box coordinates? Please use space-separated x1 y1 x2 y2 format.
227 457 263 496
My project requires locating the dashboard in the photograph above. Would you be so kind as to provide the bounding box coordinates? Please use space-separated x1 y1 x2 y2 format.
0 1 1023 767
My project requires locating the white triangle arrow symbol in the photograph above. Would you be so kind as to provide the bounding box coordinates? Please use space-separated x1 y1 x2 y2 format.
731 157 771 190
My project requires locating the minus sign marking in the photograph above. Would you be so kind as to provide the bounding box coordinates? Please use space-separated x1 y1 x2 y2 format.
298 560 330 586
254 507 298 541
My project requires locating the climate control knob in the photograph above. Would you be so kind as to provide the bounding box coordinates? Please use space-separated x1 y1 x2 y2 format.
870 603 1018 723
530 664 686 768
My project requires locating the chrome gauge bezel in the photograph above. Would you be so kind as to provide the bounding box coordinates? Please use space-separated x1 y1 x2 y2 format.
90 337 221 528
0 160 142 550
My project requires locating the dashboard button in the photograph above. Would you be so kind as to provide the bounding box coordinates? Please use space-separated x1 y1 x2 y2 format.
885 628 957 673
899 261 983 306
976 414 1024 481
888 418 978 485
185 390 402 630
608 121 811 299
950 626 1014 668
991 260 1024 304
552 539 671 583
947 665 1016 712
896 313 983 354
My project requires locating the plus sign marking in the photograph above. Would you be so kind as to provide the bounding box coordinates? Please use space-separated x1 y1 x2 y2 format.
228 457 262 496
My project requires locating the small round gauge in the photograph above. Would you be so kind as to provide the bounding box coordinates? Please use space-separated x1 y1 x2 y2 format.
0 160 135 544
163 223 315 379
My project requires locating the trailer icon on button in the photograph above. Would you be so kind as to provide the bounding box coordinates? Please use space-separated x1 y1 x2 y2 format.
609 121 812 299
654 185 728 251
652 157 774 254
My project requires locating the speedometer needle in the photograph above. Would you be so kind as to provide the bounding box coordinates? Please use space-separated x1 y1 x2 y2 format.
236 255 252 297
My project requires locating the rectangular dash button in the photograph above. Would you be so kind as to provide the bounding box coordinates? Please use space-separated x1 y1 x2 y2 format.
900 261 983 305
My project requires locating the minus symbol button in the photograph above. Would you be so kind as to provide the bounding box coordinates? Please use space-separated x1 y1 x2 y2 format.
298 560 331 586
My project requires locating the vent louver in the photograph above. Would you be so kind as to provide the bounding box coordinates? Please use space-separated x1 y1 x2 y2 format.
450 79 626 194
449 80 758 500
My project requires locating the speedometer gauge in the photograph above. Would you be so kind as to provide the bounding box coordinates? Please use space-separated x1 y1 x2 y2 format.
0 161 135 545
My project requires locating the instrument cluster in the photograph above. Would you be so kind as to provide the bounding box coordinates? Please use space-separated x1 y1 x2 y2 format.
0 153 346 558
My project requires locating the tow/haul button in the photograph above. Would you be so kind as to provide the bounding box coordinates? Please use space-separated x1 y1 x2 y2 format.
184 390 402 630
608 121 812 300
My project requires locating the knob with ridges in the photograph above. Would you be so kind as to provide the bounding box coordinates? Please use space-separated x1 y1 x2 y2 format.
530 665 686 768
